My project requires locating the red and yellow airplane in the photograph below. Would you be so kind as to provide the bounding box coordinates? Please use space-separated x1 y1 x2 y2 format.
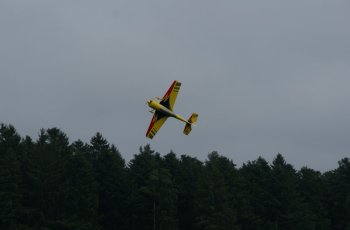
146 80 198 139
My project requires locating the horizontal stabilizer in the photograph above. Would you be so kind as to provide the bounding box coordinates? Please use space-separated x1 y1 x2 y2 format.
183 113 198 135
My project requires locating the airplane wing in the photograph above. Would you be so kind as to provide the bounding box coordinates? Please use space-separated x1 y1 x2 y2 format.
146 112 168 139
160 80 181 110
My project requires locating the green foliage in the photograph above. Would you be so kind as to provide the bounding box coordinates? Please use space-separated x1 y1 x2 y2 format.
193 152 238 230
298 167 330 229
0 124 22 229
323 158 350 229
90 133 127 230
177 154 204 230
0 124 349 229
0 147 22 229
128 145 178 230
239 157 276 229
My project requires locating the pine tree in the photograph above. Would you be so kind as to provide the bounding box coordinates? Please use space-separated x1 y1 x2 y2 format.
61 140 99 229
128 145 178 230
238 156 276 229
22 128 72 228
89 133 127 230
298 167 330 229
0 124 22 229
194 152 237 230
176 155 204 230
270 154 307 229
324 158 350 229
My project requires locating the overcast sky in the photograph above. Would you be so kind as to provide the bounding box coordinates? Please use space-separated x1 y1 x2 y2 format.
1 0 349 171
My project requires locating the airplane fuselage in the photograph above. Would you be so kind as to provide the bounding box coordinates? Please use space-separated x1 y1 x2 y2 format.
147 100 188 124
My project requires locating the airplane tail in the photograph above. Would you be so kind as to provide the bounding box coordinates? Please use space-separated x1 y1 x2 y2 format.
183 113 198 135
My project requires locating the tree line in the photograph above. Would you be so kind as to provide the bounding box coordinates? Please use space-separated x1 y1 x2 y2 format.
0 123 349 230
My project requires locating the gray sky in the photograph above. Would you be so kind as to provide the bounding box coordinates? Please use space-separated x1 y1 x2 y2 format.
1 0 349 171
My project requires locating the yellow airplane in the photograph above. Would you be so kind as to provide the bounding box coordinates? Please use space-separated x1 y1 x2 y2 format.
146 80 198 139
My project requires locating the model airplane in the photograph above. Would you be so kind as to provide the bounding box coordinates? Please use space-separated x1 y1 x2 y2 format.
146 80 198 139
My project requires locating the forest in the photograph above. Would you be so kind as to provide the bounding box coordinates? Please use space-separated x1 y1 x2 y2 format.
0 123 349 230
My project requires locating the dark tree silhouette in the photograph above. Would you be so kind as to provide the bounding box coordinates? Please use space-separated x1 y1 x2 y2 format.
0 124 349 229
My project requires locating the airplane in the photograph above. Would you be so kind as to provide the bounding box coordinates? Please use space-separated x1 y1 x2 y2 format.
146 80 198 139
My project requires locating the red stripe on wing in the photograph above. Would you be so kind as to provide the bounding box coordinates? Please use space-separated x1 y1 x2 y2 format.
162 80 177 100
146 114 157 136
